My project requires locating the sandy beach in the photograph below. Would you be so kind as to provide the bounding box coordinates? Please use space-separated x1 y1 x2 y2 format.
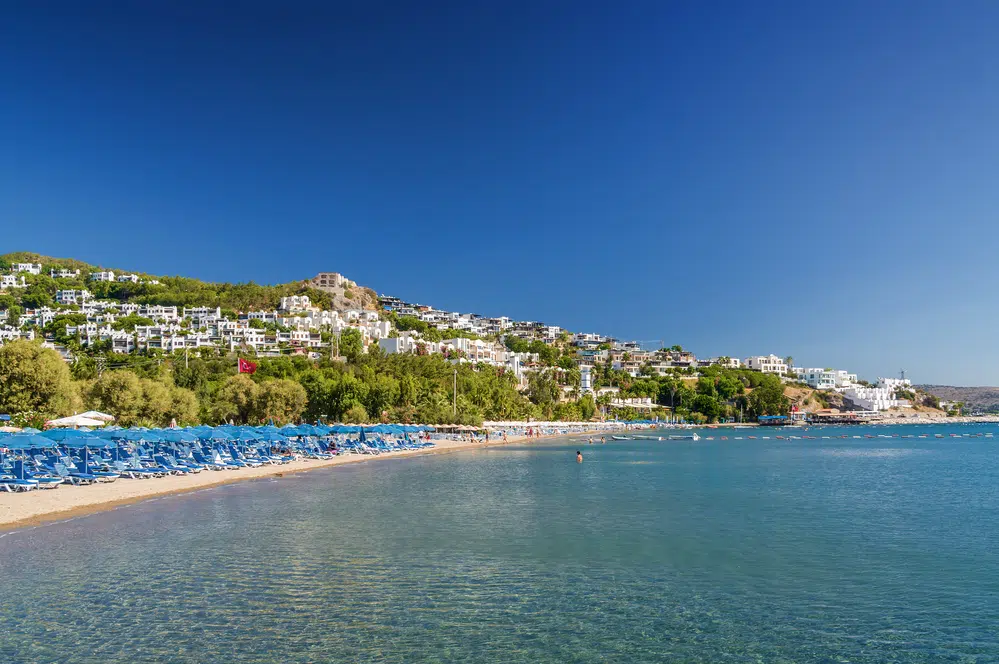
0 433 584 532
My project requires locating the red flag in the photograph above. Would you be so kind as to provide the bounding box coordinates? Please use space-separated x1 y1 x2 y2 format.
238 358 257 374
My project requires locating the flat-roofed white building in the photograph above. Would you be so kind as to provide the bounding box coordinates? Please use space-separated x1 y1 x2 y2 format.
13 263 42 275
90 271 116 282
55 289 92 305
744 354 788 375
0 275 27 289
50 269 81 279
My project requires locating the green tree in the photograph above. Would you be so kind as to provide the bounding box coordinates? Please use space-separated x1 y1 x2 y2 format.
167 386 200 425
0 340 80 418
210 374 260 424
254 379 308 424
343 403 368 423
86 370 144 424
112 314 155 332
138 378 173 425
748 376 790 417
339 328 363 361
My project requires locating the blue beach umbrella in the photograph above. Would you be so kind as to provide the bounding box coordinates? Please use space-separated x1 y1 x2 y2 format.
4 434 58 449
40 428 91 441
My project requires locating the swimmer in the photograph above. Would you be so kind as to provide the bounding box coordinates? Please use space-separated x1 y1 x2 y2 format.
601 436 606 444
576 450 583 463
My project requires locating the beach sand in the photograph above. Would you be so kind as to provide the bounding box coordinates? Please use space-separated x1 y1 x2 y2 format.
0 433 582 532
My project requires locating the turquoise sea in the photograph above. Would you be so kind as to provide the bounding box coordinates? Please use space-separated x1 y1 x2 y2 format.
1 423 997 662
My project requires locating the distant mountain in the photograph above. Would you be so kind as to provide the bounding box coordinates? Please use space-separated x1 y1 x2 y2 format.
918 385 999 410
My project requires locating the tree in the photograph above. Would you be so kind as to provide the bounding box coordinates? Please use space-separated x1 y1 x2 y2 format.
254 379 307 424
167 386 199 425
747 376 790 417
87 370 144 424
0 340 79 418
578 393 597 420
210 374 260 424
343 403 368 423
339 328 363 361
138 378 173 425
20 285 54 309
113 314 155 332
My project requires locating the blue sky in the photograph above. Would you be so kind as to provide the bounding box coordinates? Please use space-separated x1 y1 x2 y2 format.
2 1 997 384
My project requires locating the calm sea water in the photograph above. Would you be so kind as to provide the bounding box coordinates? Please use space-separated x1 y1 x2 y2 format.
1 424 997 663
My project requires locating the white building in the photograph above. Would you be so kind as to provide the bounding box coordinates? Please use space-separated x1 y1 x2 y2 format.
55 289 92 305
843 385 909 412
50 269 81 279
0 275 27 289
796 368 858 390
13 263 42 275
744 355 788 375
312 272 355 289
878 377 912 393
279 295 312 311
90 271 116 282
117 273 141 283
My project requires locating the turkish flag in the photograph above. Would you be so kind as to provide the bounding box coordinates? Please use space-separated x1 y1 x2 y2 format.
238 358 257 374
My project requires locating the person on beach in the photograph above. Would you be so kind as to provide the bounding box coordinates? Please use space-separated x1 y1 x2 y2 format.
576 450 583 463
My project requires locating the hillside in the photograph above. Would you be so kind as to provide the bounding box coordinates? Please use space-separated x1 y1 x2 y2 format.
919 385 999 411
0 252 377 312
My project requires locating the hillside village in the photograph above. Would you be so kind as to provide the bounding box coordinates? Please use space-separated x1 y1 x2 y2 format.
0 253 952 423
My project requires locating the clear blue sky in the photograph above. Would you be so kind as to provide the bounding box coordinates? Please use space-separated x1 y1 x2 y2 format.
2 1 997 385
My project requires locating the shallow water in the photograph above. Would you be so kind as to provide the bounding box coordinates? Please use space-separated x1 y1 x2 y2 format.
1 424 997 662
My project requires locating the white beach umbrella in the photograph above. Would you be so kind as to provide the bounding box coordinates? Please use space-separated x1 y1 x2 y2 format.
78 410 116 422
46 415 109 428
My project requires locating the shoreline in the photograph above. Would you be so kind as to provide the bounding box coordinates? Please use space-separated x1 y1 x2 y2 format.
0 432 590 533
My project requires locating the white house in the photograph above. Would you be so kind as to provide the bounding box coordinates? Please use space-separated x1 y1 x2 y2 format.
13 263 42 275
90 271 116 282
116 273 141 283
843 385 908 412
50 269 81 279
279 295 312 311
744 355 788 375
0 275 27 289
55 289 92 305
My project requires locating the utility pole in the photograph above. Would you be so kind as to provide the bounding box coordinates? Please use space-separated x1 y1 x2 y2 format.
185 346 189 370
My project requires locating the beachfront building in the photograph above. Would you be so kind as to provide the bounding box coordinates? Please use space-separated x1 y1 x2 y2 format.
50 268 81 279
90 271 116 282
843 384 910 411
0 275 27 289
796 368 858 391
13 263 42 275
55 289 92 305
744 355 788 375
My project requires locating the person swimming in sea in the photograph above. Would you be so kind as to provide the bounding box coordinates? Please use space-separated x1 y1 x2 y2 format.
576 450 583 463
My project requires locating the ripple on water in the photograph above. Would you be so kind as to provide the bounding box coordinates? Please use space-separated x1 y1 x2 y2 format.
0 430 997 663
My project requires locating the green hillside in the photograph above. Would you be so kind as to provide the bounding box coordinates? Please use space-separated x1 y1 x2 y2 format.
0 252 354 312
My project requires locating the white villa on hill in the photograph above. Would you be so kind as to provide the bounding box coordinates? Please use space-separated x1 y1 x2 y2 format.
744 354 788 374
